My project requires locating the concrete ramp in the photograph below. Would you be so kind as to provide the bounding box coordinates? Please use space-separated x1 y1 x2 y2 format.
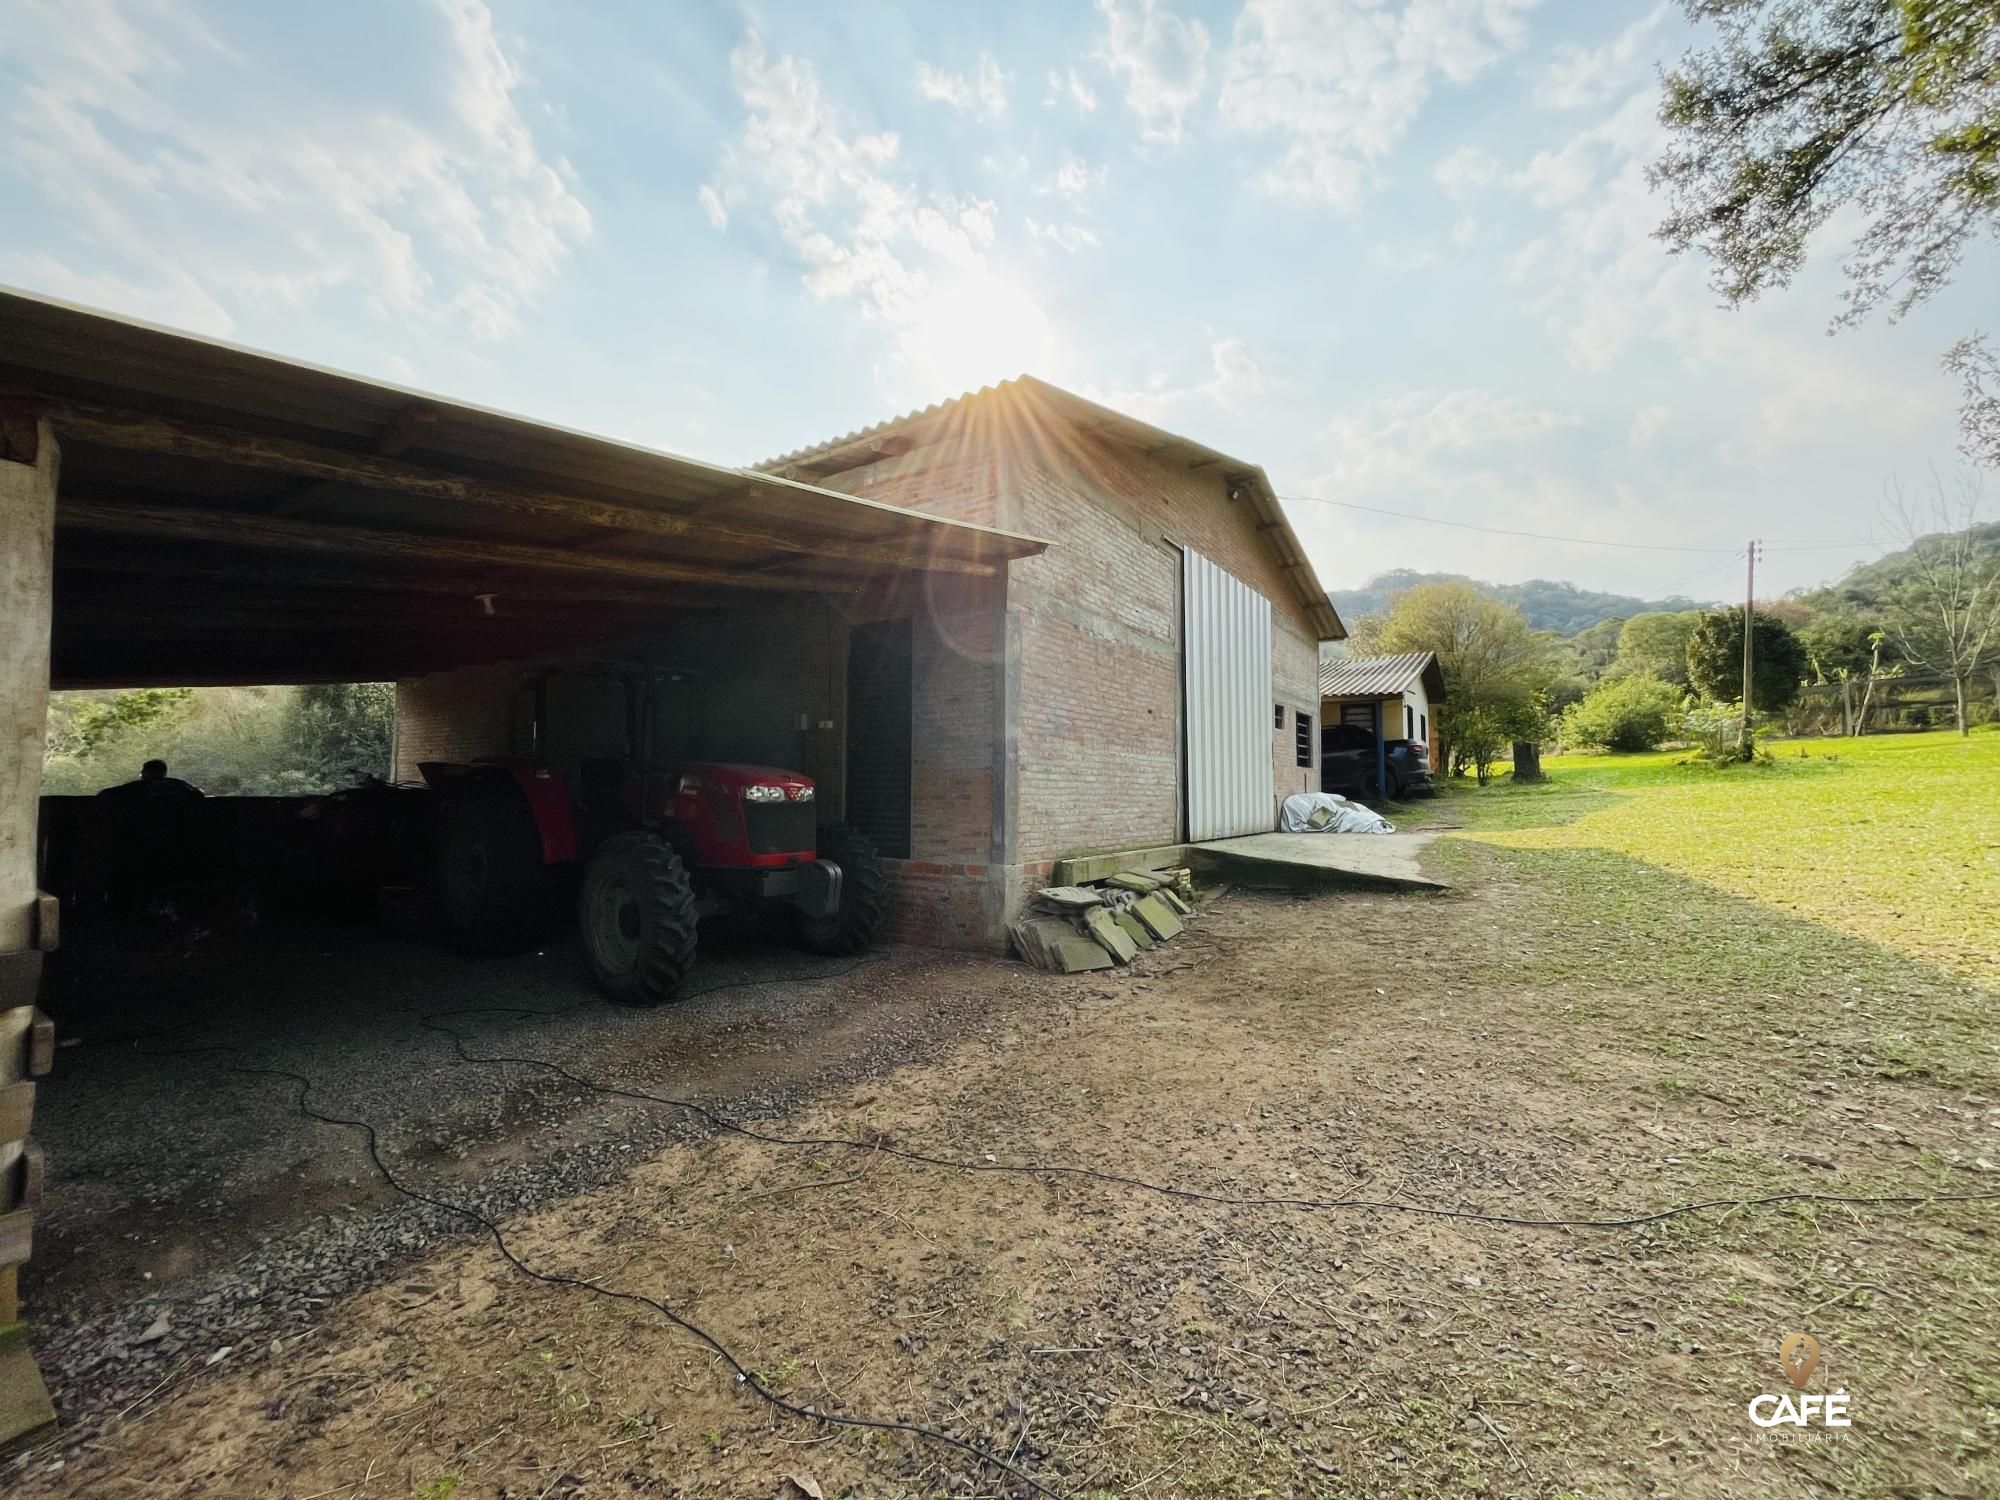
1188 832 1447 892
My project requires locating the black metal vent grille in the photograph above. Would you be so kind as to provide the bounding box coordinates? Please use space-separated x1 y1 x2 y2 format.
845 619 913 859
744 798 817 856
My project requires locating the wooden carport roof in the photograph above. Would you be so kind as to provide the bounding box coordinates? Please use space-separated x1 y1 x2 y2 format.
0 288 1048 688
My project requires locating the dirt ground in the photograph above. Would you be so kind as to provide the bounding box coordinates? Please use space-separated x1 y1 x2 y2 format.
10 843 2000 1498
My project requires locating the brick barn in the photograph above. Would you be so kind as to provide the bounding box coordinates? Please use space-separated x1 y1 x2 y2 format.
395 377 1345 948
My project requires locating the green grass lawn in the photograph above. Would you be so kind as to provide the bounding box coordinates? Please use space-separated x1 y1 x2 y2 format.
1397 728 2000 990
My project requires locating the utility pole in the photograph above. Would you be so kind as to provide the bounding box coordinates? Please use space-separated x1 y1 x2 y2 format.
1740 538 1759 760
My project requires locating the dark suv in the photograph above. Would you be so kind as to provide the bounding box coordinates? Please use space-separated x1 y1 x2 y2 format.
1320 723 1435 801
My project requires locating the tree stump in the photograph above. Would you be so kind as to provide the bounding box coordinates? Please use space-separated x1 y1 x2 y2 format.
1511 741 1545 782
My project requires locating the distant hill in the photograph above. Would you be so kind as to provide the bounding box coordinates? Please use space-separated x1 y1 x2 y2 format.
1798 521 2000 610
1329 570 1708 637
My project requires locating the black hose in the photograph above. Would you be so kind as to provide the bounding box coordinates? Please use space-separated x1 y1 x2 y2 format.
426 1001 2000 1232
143 1037 1061 1498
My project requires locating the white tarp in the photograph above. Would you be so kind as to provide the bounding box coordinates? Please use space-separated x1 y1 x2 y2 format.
1279 791 1396 835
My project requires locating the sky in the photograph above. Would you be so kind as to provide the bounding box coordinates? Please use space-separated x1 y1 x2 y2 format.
3 0 1992 605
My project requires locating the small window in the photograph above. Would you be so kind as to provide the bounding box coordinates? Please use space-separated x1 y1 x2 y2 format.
1420 712 1428 742
1295 710 1313 768
1274 703 1285 729
1406 704 1415 739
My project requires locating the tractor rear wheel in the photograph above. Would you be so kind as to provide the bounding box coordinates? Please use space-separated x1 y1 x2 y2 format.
796 825 888 955
434 773 553 955
580 832 698 1005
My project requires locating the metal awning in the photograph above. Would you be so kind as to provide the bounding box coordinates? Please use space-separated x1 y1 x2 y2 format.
0 288 1048 687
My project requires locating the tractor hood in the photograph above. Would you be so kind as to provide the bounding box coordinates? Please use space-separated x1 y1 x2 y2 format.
678 762 815 793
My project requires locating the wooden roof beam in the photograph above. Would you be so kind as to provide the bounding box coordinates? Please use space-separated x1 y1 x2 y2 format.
56 499 870 595
46 401 997 578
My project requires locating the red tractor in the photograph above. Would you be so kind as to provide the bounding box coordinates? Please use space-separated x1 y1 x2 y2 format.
408 667 887 1004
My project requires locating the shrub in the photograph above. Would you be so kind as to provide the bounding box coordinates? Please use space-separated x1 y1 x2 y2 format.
1678 701 1746 765
1559 674 1682 752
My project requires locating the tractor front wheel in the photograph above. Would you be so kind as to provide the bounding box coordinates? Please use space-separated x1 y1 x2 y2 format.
580 832 699 1005
796 825 888 955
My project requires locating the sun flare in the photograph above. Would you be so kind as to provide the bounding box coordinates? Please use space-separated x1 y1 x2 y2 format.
898 271 1058 398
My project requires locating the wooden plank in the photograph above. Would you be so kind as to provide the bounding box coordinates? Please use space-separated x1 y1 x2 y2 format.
0 1084 31 1143
0 1318 56 1441
0 1142 42 1214
48 403 1000 576
0 1010 40 1087
57 548 745 611
56 501 861 593
0 1209 29 1270
27 1012 50 1079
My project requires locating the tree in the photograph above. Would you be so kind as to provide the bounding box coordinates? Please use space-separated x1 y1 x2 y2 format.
44 688 193 762
1548 617 1625 711
1653 0 2000 461
1372 582 1552 775
1560 674 1685 752
1686 609 1811 713
1612 610 1702 688
1795 610 1884 682
1879 472 2000 734
287 683 395 784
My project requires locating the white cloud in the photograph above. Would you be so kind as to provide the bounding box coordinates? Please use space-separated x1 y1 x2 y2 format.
1102 337 1268 424
1026 218 1102 254
1370 242 1444 274
1535 5 1668 112
1318 388 1579 488
1434 144 1500 198
1045 67 1099 113
1220 0 1540 207
706 31 1059 400
1096 0 1210 146
1509 134 1599 207
1292 386 1719 585
1502 87 1931 461
697 183 729 231
1628 405 1668 451
916 52 1008 119
0 0 590 341
1043 153 1109 203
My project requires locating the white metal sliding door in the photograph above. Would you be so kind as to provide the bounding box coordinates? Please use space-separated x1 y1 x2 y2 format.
1182 549 1272 840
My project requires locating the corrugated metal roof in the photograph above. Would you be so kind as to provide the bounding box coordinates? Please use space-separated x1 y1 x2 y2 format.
757 375 1347 643
1318 652 1438 699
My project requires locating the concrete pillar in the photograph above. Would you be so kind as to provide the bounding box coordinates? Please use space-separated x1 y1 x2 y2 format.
0 408 57 1442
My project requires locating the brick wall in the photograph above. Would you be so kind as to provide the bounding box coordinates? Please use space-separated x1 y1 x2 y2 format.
801 416 1001 528
1004 413 1320 863
1272 616 1319 805
393 664 522 779
392 584 1011 949
777 384 1338 944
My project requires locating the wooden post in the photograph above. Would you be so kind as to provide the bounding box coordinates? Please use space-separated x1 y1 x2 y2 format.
1740 539 1757 760
0 408 57 1443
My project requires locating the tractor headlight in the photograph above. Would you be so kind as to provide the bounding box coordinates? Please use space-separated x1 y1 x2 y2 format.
790 786 814 802
743 784 786 802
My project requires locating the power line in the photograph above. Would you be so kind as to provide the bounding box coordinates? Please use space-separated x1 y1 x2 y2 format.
1276 491 1738 553
1654 552 1743 598
1276 490 1883 557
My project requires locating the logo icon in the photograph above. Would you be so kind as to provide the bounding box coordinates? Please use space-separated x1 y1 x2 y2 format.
1778 1332 1822 1389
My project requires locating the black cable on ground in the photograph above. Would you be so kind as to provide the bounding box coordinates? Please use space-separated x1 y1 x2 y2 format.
139 1034 1062 1499
126 949 2000 1498
425 1000 2000 1233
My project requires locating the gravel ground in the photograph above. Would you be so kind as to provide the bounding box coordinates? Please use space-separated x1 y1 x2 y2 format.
22 918 1041 1455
